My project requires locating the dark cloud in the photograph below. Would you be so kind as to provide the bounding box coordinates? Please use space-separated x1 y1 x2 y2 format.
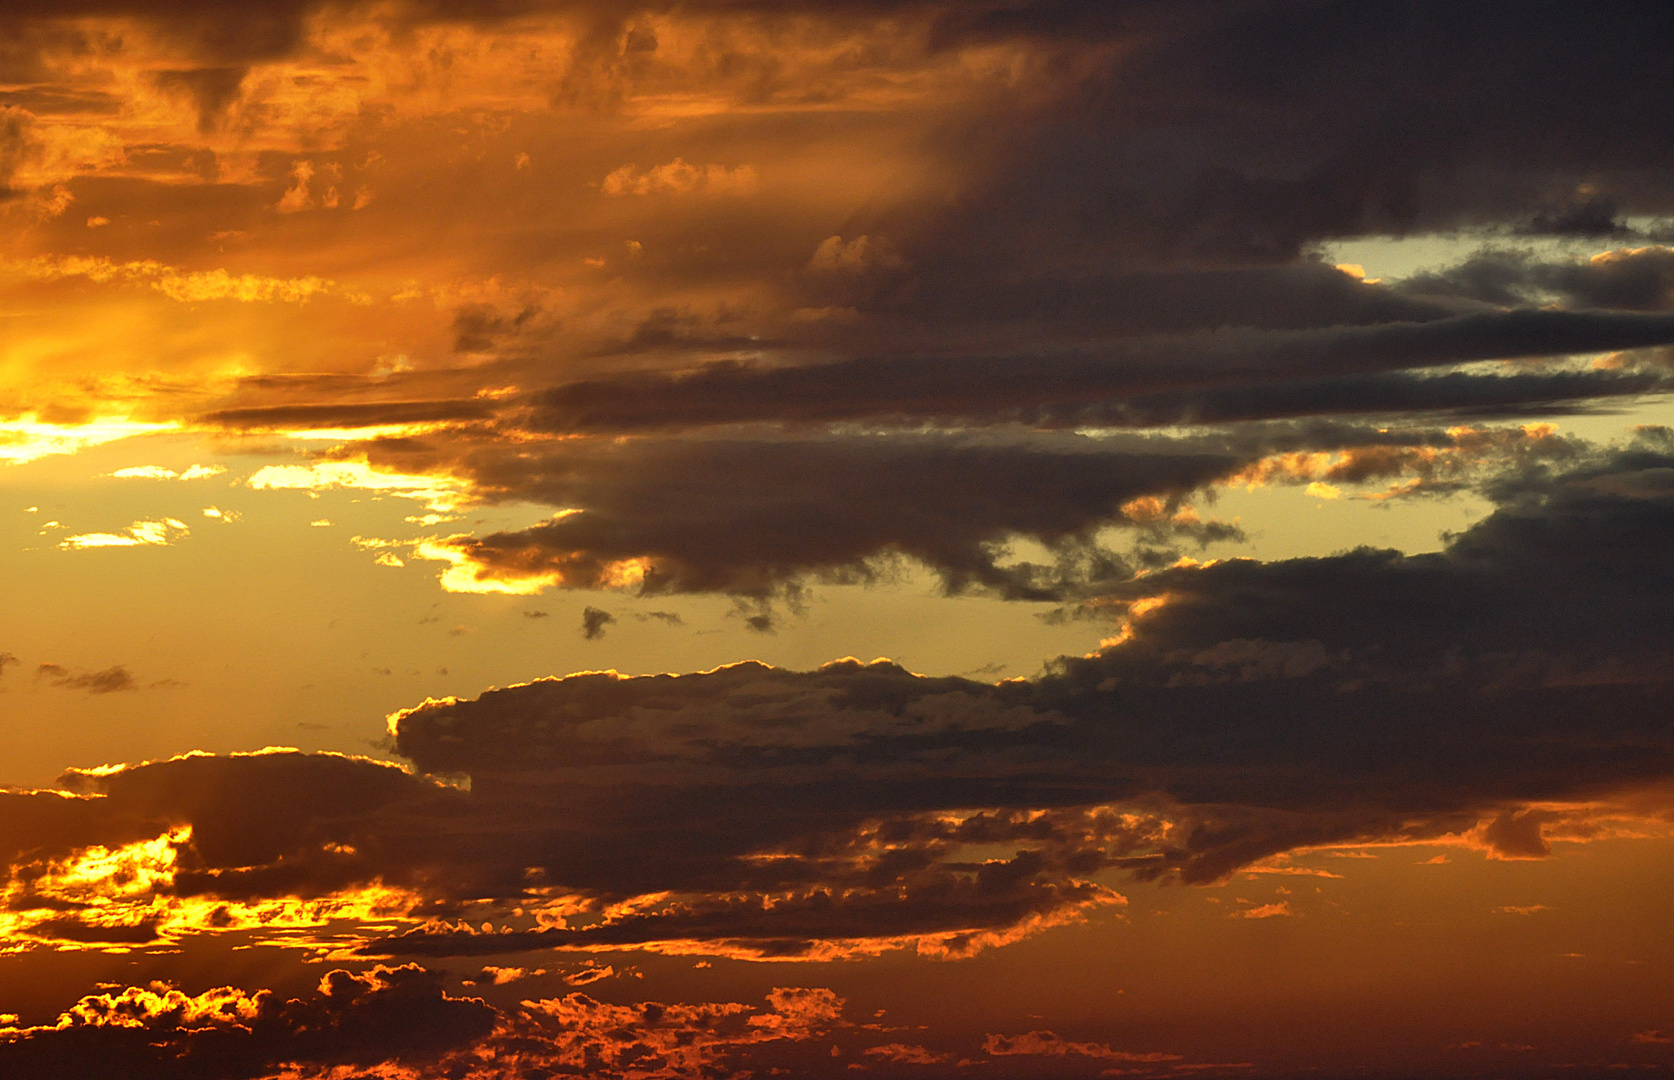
0 104 37 194
1398 246 1674 312
370 436 1674 940
1028 368 1672 428
0 964 495 1080
0 969 862 1080
1520 193 1633 238
150 67 245 133
34 663 136 694
0 441 1667 962
375 423 1576 605
580 605 615 639
5 0 1674 1017
929 1 1674 265
395 432 1252 603
201 398 496 430
520 311 1674 435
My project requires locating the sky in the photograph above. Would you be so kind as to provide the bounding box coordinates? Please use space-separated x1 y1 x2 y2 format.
2 1 1674 1077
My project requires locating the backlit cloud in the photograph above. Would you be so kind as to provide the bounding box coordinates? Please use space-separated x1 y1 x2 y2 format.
4 3 1674 1076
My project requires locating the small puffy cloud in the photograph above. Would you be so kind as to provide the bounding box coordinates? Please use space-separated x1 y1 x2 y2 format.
59 518 187 550
601 158 758 197
807 234 905 274
276 158 315 212
478 965 545 985
563 963 612 986
580 606 615 640
865 1043 952 1064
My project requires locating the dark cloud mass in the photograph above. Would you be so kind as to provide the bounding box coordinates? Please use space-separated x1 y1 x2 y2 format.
1 442 1668 966
366 422 1579 608
399 433 1250 603
517 311 1674 434
0 976 846 1080
0 964 495 1080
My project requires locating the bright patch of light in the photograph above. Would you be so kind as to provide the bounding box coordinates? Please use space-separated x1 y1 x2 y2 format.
60 518 188 549
0 415 180 466
412 538 558 595
246 459 471 510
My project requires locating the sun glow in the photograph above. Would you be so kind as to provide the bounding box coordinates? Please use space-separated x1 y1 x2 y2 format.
0 415 181 466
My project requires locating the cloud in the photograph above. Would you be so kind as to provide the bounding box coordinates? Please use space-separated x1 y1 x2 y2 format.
58 519 188 550
1396 246 1674 311
368 422 1575 606
602 158 758 196
200 399 496 432
866 1042 953 1064
0 438 1669 966
365 437 1674 944
984 1030 1181 1063
110 465 225 480
580 605 615 639
35 664 137 694
398 432 1245 603
150 66 247 133
0 964 495 1080
502 985 845 1079
520 311 1674 435
246 460 468 511
8 255 356 305
0 966 851 1080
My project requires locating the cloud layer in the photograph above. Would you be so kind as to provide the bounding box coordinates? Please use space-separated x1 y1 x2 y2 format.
2 439 1669 966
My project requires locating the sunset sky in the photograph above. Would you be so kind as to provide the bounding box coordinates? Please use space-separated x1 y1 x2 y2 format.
3 2 1674 1077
